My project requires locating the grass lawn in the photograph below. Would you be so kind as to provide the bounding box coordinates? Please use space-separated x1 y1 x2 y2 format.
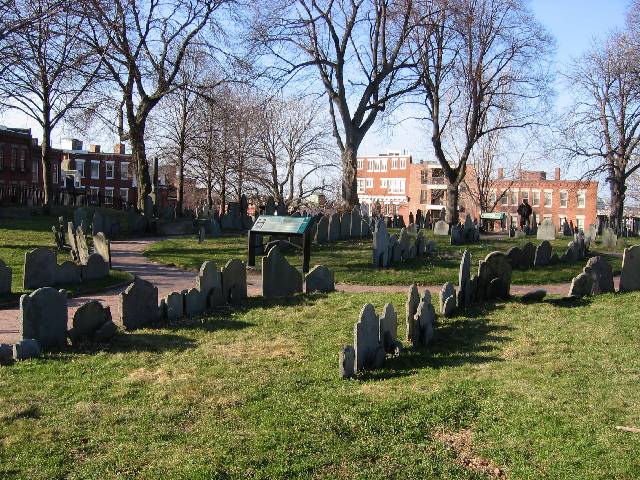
0 209 132 304
144 233 631 286
1 291 639 479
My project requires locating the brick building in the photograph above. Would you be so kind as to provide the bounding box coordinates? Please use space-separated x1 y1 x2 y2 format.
356 151 598 231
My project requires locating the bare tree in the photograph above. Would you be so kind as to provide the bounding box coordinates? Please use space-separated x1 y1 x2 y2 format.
410 0 553 224
0 0 101 205
83 0 229 209
254 0 421 208
562 31 640 233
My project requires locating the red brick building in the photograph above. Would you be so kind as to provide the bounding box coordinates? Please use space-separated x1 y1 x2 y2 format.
356 151 599 231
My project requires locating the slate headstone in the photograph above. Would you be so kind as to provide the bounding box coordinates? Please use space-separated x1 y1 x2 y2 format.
354 303 383 372
619 245 640 292
93 232 111 267
379 303 398 352
315 216 329 244
328 213 341 242
520 242 536 269
433 220 449 236
13 339 41 360
534 241 552 267
583 256 614 294
19 287 67 349
372 219 389 268
440 282 456 316
414 290 436 345
536 218 556 241
55 260 81 284
602 227 617 248
339 345 355 379
196 261 223 308
478 251 512 300
0 259 12 294
568 272 593 297
222 259 247 304
23 247 57 289
405 284 420 343
68 300 114 343
184 287 207 317
262 246 302 298
82 254 109 281
160 291 184 321
304 265 335 293
117 278 159 330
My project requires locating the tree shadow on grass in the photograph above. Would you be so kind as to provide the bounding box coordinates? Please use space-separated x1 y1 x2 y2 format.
544 296 592 308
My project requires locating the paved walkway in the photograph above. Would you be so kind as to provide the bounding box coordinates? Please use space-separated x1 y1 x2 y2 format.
0 238 617 344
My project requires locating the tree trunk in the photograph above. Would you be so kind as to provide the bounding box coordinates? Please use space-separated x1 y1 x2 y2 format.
41 118 53 207
177 154 184 216
341 144 359 208
609 175 625 234
446 182 460 225
130 123 152 211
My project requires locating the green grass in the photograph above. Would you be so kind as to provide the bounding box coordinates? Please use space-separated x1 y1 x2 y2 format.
1 291 639 479
0 210 133 304
144 233 630 286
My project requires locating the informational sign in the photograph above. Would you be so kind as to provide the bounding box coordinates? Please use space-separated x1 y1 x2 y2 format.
480 212 506 220
250 215 312 235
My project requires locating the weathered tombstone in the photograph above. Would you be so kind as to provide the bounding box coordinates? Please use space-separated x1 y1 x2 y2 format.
143 194 154 218
602 227 617 248
93 232 111 267
222 259 247 304
117 278 159 330
304 265 335 293
562 219 572 236
210 218 222 237
506 246 522 269
315 216 329 244
563 240 579 263
372 219 389 268
619 245 640 292
457 250 472 308
537 218 556 241
389 234 401 263
568 272 593 297
398 228 411 261
339 345 355 379
405 284 420 343
520 242 536 269
19 287 67 349
13 339 41 361
354 303 383 372
55 261 81 284
339 211 350 239
585 224 597 245
68 300 115 344
23 247 57 289
414 290 436 345
328 213 341 242
92 211 104 236
82 254 109 281
530 212 538 236
73 207 87 233
477 251 512 300
450 224 463 245
379 303 398 352
415 231 425 257
433 220 449 236
160 291 184 321
75 227 91 264
534 241 552 267
196 261 223 308
440 282 456 316
0 259 11 294
583 256 614 294
349 208 362 238
184 288 207 317
262 246 302 298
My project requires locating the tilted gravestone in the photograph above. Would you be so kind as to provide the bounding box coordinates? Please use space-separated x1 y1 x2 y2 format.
160 291 184 321
93 232 111 267
75 226 91 264
315 215 329 244
534 241 552 267
583 256 614 294
477 251 512 300
619 245 640 292
117 278 159 330
433 220 449 236
23 247 57 289
536 218 556 241
354 303 384 372
405 284 420 343
196 261 223 308
457 250 472 308
20 287 67 349
568 272 593 297
222 259 247 304
262 246 302 298
82 254 109 281
414 290 436 345
55 261 81 284
0 259 11 294
328 213 341 242
304 265 334 293
379 303 398 352
372 219 389 268
440 282 456 317
339 345 355 379
68 300 116 344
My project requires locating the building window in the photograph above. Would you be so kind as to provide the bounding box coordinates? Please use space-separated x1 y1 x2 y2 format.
365 178 373 189
11 148 17 170
576 191 586 208
544 191 552 207
32 160 38 182
521 190 529 202
52 165 58 184
576 217 585 230
119 188 128 202
420 170 428 184
532 191 540 207
380 178 388 188
387 178 406 194
367 158 388 172
357 178 365 193
489 190 497 206
357 158 363 170
0 144 3 170
91 161 100 179
105 187 114 204
432 189 444 205
399 158 406 169
391 158 398 169
120 162 129 180
19 149 26 171
90 187 100 198
75 160 85 178
560 190 568 208
500 192 508 206
420 190 429 203
106 161 115 179
510 190 518 205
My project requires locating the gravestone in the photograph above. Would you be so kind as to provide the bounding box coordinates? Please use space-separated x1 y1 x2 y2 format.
13 339 41 361
521 242 536 269
450 224 463 245
19 287 67 349
315 216 329 244
210 218 222 237
530 212 538 236
117 278 159 330
534 241 552 267
160 291 184 321
92 211 104 236
405 284 420 343
0 259 11 294
128 210 147 236
478 251 512 300
196 261 223 308
55 261 81 284
75 227 91 264
378 303 398 352
340 212 350 239
68 300 115 344
414 290 436 345
583 256 614 294
416 231 425 256
93 232 111 267
305 265 335 293
354 303 383 372
349 208 362 238
23 247 57 289
506 246 522 269
262 246 302 298
537 218 556 241
602 227 617 248
74 207 87 233
143 194 154 218
222 259 247 304
619 245 640 292
372 219 389 268
389 234 401 263
440 282 456 316
433 220 449 236
457 250 472 308
398 228 411 261
82 254 109 281
361 217 371 237
339 345 355 379
562 219 572 236
184 288 207 316
563 240 580 263
585 224 597 245
568 272 593 297
328 213 341 242
66 222 79 261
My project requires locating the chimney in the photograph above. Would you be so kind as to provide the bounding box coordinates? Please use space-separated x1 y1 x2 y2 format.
555 167 561 180
89 144 101 153
497 168 504 179
61 138 83 151
114 143 126 155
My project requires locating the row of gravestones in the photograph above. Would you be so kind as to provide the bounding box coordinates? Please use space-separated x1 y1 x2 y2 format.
339 284 436 378
569 245 640 297
66 222 112 266
315 209 371 244
73 208 122 239
505 236 586 272
1 288 117 363
432 215 480 245
22 247 109 290
439 249 514 318
372 220 435 268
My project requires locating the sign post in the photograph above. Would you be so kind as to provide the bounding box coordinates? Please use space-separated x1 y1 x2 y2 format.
248 215 314 273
